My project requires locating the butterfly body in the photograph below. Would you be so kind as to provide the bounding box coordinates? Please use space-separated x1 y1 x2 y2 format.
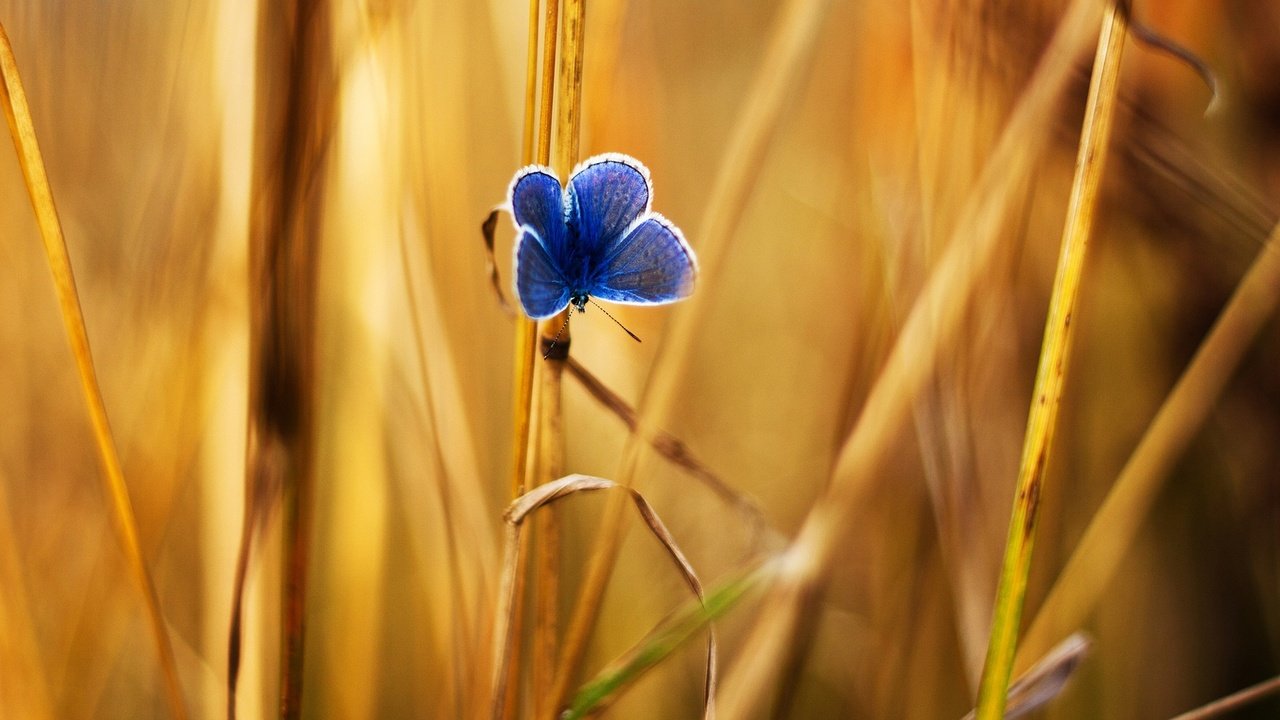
508 153 697 321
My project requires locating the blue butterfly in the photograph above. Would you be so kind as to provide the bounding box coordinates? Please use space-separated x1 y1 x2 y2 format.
508 153 697 323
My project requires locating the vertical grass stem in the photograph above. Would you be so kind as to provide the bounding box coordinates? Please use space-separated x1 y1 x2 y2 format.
974 3 1128 717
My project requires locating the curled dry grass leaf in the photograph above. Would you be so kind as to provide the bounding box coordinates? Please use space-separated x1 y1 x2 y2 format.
503 474 720 720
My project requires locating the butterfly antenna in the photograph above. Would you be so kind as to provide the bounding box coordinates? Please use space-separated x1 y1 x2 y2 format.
588 299 642 343
543 312 572 359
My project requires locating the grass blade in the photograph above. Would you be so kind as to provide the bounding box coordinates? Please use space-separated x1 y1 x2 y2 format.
562 561 772 720
975 3 1128 716
0 21 187 720
1170 674 1280 720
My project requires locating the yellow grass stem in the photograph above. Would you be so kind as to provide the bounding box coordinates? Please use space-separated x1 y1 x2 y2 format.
494 0 557 716
531 390 563 720
0 22 188 720
715 1 1101 716
1020 219 1280 668
975 4 1128 717
521 0 540 170
532 1 585 716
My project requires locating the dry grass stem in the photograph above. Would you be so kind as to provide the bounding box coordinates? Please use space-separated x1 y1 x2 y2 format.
0 21 188 720
1170 674 1280 720
565 357 773 546
976 3 1128 716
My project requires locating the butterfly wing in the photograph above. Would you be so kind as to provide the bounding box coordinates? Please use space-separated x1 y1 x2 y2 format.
589 213 697 305
509 165 572 319
513 226 571 319
566 154 652 257
510 165 569 256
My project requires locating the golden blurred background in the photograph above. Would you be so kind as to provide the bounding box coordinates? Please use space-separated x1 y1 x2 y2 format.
0 0 1277 718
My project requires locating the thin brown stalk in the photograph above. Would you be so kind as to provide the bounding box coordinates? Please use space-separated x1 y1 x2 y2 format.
233 2 335 719
565 357 772 547
976 3 1128 716
715 0 1102 715
1020 219 1280 668
0 21 187 720
1169 675 1280 720
400 231 474 719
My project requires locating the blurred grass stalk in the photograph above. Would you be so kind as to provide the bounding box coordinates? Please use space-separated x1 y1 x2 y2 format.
715 0 1101 715
236 1 334 718
0 21 188 720
976 3 1127 716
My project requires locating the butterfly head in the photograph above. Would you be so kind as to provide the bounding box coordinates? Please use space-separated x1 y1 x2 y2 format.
569 292 590 314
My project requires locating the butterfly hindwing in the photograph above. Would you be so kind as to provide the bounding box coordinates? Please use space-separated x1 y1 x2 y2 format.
567 154 652 257
513 226 571 319
590 213 696 305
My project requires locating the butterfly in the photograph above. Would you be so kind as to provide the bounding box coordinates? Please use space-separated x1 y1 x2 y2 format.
508 153 697 327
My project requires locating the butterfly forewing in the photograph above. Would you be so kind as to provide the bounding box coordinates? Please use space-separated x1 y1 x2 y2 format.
567 154 652 258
